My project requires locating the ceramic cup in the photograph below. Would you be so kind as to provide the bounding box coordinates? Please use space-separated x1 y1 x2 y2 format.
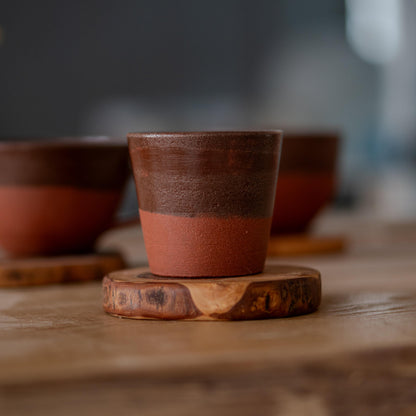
271 132 339 234
0 137 130 256
128 131 283 277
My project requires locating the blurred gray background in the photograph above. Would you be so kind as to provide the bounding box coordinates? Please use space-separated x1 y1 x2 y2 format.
1 0 416 220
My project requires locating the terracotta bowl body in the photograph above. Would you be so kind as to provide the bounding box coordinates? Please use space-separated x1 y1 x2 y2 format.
128 131 283 277
0 137 130 256
271 133 339 234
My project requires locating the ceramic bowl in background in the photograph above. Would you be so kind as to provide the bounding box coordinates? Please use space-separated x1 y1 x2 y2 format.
0 137 130 256
271 132 339 234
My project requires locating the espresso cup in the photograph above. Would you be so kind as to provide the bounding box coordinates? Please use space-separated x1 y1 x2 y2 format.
128 131 283 277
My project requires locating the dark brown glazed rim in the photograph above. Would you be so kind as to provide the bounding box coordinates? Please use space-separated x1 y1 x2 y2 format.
128 130 282 217
0 136 129 189
128 130 283 136
128 130 283 144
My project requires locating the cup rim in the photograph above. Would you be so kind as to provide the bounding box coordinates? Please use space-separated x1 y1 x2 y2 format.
127 130 283 140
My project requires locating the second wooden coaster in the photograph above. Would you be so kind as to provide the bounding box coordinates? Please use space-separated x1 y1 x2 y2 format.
268 234 346 257
103 265 321 321
0 252 125 287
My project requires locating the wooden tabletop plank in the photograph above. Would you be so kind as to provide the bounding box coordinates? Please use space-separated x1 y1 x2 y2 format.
1 219 415 415
0 252 415 385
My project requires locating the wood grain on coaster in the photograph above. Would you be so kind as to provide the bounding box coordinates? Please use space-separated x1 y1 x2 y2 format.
103 264 321 321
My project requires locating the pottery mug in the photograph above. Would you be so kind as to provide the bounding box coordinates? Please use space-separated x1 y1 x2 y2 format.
0 137 130 257
271 132 339 234
128 131 283 277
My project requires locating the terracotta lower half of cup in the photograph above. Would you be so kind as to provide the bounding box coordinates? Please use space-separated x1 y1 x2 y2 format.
0 186 123 256
140 209 272 277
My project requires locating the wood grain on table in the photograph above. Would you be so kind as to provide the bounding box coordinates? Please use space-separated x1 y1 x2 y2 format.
0 216 416 416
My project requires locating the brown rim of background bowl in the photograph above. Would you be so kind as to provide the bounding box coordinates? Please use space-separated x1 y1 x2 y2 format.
279 132 339 173
0 136 126 150
0 136 129 189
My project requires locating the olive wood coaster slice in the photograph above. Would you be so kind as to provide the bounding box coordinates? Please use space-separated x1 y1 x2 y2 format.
0 252 125 287
102 265 321 321
268 234 346 257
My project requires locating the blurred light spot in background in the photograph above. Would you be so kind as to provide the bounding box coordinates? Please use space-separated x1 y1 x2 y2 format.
346 0 402 65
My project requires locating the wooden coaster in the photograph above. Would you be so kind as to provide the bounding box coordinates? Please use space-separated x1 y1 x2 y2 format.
0 252 125 287
268 234 346 257
102 265 321 321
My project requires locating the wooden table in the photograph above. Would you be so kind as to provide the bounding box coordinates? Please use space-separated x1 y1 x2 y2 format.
1 213 415 415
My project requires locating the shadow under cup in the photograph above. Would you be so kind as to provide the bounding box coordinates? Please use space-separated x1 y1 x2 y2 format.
128 131 283 277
